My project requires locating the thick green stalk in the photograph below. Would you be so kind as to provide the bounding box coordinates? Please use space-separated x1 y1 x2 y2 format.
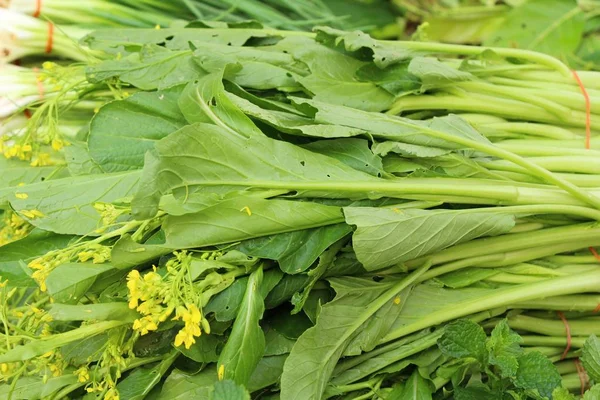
512 294 600 311
407 223 600 268
507 314 600 336
381 270 600 344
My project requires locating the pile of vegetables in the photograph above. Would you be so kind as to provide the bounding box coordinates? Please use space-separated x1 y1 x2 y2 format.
2 1 600 400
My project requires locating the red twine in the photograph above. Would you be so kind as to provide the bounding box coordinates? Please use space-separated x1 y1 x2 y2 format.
33 0 42 18
557 311 572 360
571 70 592 150
45 22 54 54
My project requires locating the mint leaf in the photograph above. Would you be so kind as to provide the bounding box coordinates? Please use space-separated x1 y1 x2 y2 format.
513 352 561 399
486 319 523 378
553 387 577 400
438 320 487 364
583 384 600 400
582 335 600 383
455 386 502 400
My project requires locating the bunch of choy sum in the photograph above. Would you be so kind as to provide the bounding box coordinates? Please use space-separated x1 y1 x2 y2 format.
1 19 600 400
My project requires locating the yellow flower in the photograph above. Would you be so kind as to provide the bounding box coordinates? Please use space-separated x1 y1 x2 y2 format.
218 364 225 381
174 326 196 349
51 137 64 151
30 153 52 167
132 316 158 335
75 366 90 383
127 270 141 309
105 388 120 400
20 209 45 219
15 193 28 199
78 251 94 262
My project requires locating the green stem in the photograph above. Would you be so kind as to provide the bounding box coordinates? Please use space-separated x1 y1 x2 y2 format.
406 223 600 268
512 294 600 311
381 270 600 344
507 314 600 336
384 41 572 76
520 335 588 349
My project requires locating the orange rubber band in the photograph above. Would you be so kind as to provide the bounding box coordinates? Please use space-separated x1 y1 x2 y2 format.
571 70 592 150
594 303 600 313
33 0 42 18
45 22 54 54
557 311 572 360
590 247 600 262
32 67 44 98
574 359 589 395
23 109 32 119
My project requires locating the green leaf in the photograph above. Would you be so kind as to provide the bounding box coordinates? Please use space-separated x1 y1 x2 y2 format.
228 91 368 140
407 57 473 91
48 303 138 322
484 0 585 61
344 207 514 270
343 285 412 356
303 138 385 177
163 196 343 249
582 335 600 382
0 375 78 400
235 224 351 274
177 334 223 363
355 62 421 97
46 263 115 304
397 370 433 400
86 46 202 90
486 319 523 378
117 350 179 400
217 266 266 386
438 319 487 364
372 141 449 158
293 98 490 149
0 230 74 288
291 238 347 313
247 355 288 392
278 35 393 112
132 122 374 219
314 27 416 68
191 42 303 91
0 320 127 363
89 86 187 172
434 268 499 289
264 325 296 356
210 380 250 400
513 351 561 399
280 265 428 400
63 141 104 176
111 234 172 270
0 158 69 205
61 333 108 364
178 71 263 137
265 274 310 309
9 171 140 236
156 369 215 400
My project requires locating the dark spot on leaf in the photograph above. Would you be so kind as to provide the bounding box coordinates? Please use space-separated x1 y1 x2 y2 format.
41 177 45 181
521 23 527 29
282 50 288 54
326 174 331 178
165 35 174 41
210 97 217 106
381 57 386 62
212 34 218 38
377 173 382 177
300 161 305 166
227 42 232 46
372 276 383 282
286 72 292 77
